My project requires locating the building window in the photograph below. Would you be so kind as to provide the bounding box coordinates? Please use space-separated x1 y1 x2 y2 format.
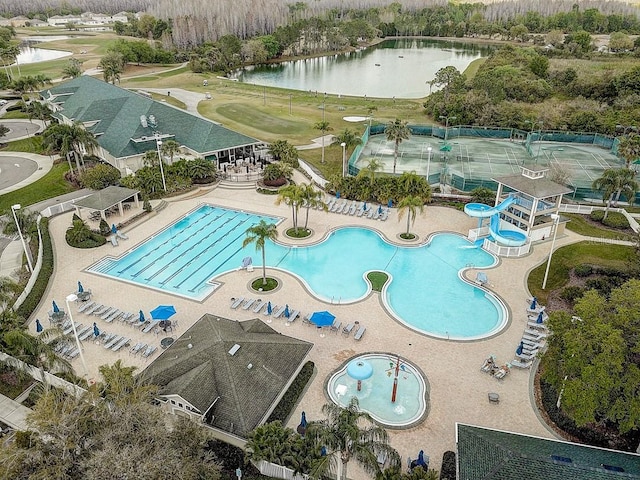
171 400 176 405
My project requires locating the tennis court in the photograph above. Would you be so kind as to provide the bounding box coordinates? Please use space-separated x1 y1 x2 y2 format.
354 129 627 193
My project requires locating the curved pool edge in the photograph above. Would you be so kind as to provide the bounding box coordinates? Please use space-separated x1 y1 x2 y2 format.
324 352 431 430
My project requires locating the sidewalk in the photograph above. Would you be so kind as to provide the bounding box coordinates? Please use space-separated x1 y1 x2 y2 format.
0 393 31 430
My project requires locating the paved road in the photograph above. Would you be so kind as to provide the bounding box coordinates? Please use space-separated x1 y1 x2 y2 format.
0 155 38 190
2 120 43 141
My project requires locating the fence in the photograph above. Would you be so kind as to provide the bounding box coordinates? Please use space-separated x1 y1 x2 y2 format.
41 194 92 218
254 460 309 480
558 203 639 233
299 159 328 188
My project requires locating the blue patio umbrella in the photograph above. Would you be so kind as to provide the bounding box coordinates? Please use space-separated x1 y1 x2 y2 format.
77 281 84 293
150 305 176 321
93 322 100 337
52 300 60 313
297 411 308 436
378 205 383 214
388 199 393 208
416 451 427 468
530 297 537 310
300 411 307 428
321 446 327 456
35 319 43 333
139 310 145 322
536 311 544 324
309 310 335 327
267 301 272 315
336 191 341 198
111 224 118 234
363 201 368 210
516 342 524 355
284 305 290 318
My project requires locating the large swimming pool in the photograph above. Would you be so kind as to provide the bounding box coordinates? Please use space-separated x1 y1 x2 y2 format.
88 204 505 339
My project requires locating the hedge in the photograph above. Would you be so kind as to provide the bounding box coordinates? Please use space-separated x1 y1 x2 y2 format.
15 218 52 320
65 230 107 248
439 451 456 480
266 361 315 424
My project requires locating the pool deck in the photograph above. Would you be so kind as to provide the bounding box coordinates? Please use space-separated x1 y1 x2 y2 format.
35 173 584 474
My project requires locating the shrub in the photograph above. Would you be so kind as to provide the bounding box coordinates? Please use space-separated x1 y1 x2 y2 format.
602 211 629 229
267 361 314 424
143 196 152 212
590 210 605 222
65 229 106 248
440 451 456 480
573 264 593 277
16 219 51 320
98 219 110 236
78 163 121 189
14 430 33 448
560 285 585 304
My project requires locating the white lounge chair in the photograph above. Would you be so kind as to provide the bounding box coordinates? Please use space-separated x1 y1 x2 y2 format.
342 322 355 335
379 208 389 221
242 298 256 310
493 363 511 379
78 301 95 313
285 310 300 325
366 207 375 219
354 325 366 340
511 358 532 369
252 300 265 313
112 337 130 352
273 305 287 318
230 297 244 309
330 319 342 334
524 329 547 339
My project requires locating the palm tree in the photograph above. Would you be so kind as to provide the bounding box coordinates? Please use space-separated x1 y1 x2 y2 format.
187 158 215 180
358 158 383 187
617 133 640 168
275 184 303 234
160 139 181 165
66 219 92 244
592 168 638 219
398 171 431 200
142 150 159 167
243 220 278 285
397 195 425 236
62 58 83 79
41 123 98 173
385 119 411 175
332 129 362 150
306 398 400 480
300 183 326 229
314 120 332 163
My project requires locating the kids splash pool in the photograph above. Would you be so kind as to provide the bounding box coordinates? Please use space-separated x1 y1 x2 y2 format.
88 204 506 339
327 354 428 428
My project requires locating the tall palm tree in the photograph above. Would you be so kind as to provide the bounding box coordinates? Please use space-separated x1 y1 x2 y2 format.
41 123 98 173
243 220 278 285
384 119 411 174
160 139 181 165
397 195 425 236
306 398 400 480
592 168 638 219
332 129 362 150
142 150 159 167
275 184 303 234
299 183 326 229
314 120 332 163
617 133 640 169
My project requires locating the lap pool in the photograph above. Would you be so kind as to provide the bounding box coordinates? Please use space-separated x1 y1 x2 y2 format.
88 204 505 339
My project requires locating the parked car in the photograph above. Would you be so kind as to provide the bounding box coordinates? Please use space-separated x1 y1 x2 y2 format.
0 100 8 106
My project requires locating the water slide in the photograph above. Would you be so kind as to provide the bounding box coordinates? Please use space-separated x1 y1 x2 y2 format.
464 196 527 247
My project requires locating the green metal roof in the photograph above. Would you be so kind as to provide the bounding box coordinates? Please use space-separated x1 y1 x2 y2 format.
457 424 640 480
74 186 139 211
42 76 261 159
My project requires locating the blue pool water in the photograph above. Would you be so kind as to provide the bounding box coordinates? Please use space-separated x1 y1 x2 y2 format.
88 204 504 339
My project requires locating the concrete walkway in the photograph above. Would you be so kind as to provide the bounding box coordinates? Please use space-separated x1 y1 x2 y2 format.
141 87 211 120
0 393 31 430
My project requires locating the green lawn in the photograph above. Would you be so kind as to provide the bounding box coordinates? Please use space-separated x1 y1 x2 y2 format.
463 57 486 81
367 271 389 291
1 110 29 120
2 136 44 154
527 241 633 304
0 162 74 212
564 213 634 241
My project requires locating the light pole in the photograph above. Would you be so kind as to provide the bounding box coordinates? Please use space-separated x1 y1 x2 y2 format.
439 115 456 143
341 142 347 177
11 204 33 272
426 146 432 184
155 134 167 192
542 213 560 290
525 120 544 164
66 294 89 380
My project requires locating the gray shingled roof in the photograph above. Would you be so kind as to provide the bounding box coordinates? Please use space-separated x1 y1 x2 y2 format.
140 314 313 437
42 76 261 159
457 424 640 480
492 174 573 199
74 186 139 211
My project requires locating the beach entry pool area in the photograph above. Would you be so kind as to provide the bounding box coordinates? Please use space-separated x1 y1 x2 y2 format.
327 354 428 428
88 205 505 339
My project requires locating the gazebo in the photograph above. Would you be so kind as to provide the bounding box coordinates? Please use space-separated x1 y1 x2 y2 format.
73 186 140 222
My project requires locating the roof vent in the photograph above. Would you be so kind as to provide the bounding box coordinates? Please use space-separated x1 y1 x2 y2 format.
551 455 572 464
247 363 253 369
187 343 193 349
148 114 157 127
601 464 624 473
140 115 147 128
228 344 240 356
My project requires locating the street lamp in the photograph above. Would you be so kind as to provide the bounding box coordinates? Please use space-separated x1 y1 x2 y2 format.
426 146 433 184
66 294 89 380
11 204 33 272
155 134 167 192
341 142 347 177
542 213 560 290
439 115 456 143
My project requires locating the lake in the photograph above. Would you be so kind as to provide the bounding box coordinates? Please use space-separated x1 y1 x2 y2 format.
17 46 72 64
232 38 492 99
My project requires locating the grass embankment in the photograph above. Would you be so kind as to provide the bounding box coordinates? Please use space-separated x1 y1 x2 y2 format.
367 271 389 291
463 57 486 81
563 213 634 241
0 162 73 211
527 242 633 304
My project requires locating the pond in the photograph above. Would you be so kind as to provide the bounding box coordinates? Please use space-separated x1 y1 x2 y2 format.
232 38 492 99
16 46 72 64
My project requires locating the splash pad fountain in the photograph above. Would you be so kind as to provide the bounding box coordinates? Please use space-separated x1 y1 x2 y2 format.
327 353 429 428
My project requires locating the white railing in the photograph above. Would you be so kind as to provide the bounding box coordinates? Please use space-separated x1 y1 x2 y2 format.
482 238 531 257
41 194 92 218
254 460 309 480
468 226 490 242
559 203 639 233
298 159 327 188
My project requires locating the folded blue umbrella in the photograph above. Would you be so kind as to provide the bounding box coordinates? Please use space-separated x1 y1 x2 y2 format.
78 281 84 293
35 319 43 333
530 297 537 310
93 322 100 337
267 301 272 315
139 310 145 322
284 304 290 318
516 342 524 355
52 300 60 313
536 311 544 324
111 224 118 234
